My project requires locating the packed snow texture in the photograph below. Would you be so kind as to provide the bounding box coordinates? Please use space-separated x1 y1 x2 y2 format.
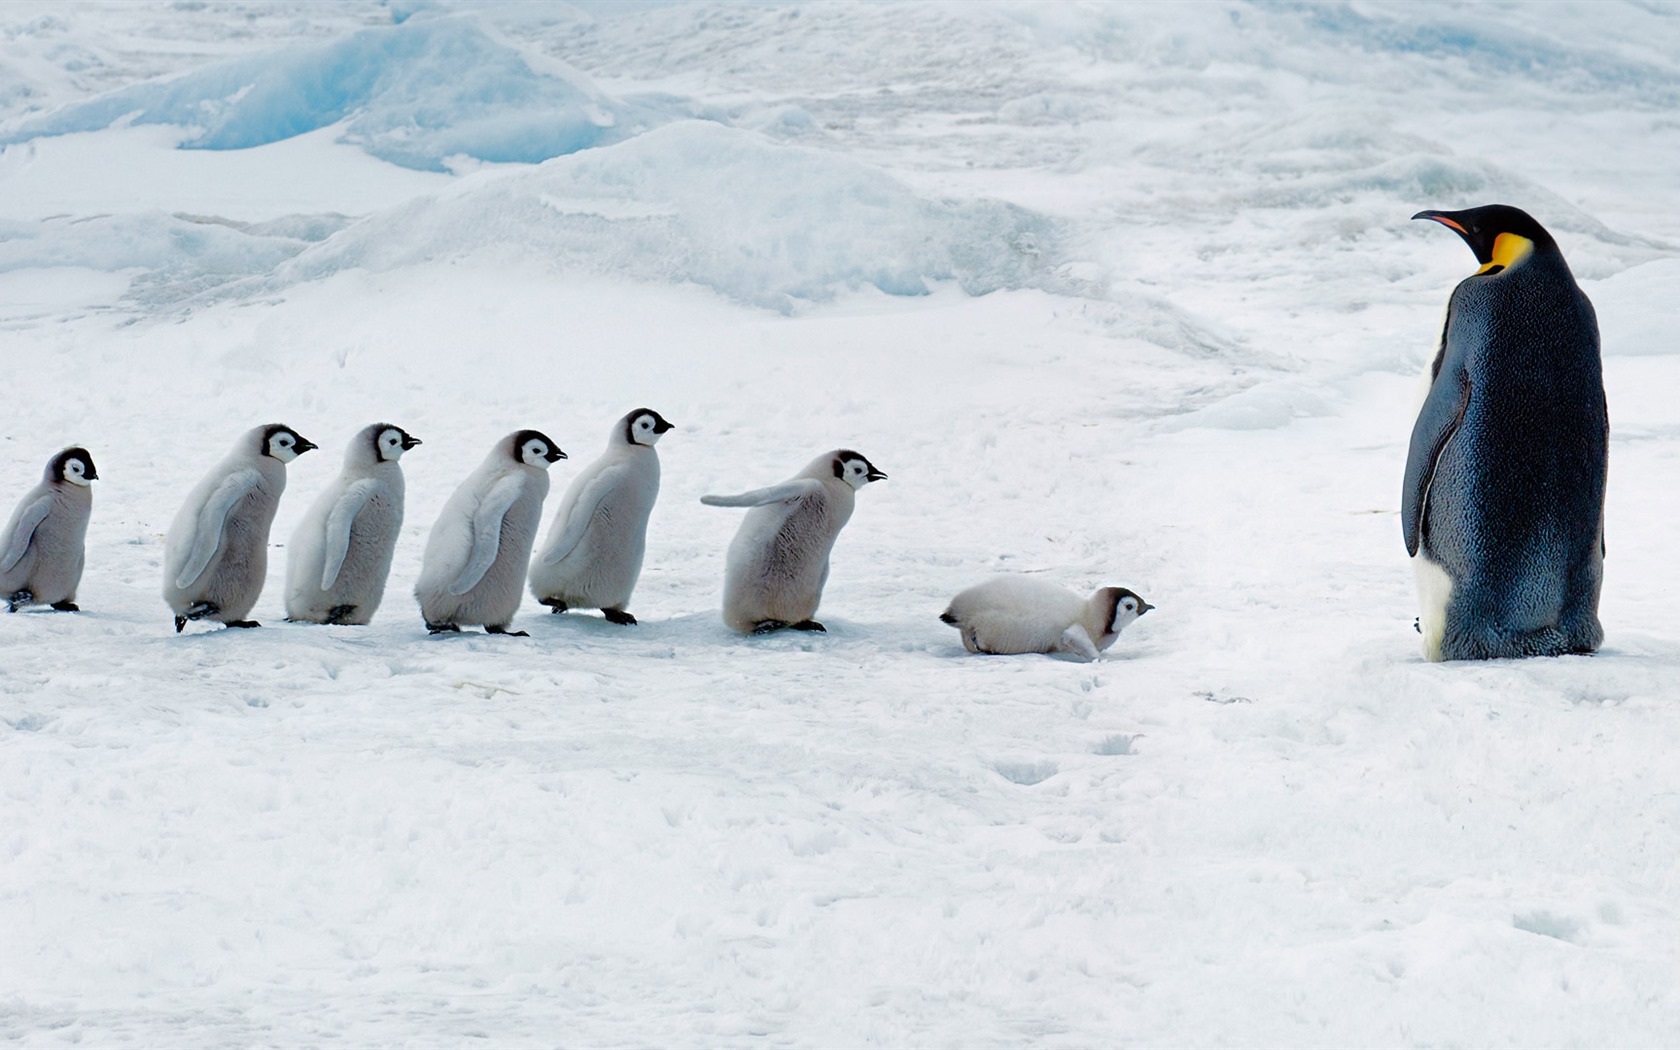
2 1 1680 1045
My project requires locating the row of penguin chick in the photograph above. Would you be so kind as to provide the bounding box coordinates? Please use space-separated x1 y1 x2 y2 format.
2 409 1153 661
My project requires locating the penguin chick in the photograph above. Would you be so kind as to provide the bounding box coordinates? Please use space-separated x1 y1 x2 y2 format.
702 449 886 635
415 429 565 636
940 577 1152 661
163 424 317 632
2 447 97 613
529 408 673 625
1405 204 1607 661
285 423 421 625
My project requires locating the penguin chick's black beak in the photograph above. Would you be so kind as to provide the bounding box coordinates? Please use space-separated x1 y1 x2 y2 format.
401 435 423 450
295 437 319 454
866 468 888 482
547 448 568 463
1138 600 1154 616
85 466 99 481
654 420 676 434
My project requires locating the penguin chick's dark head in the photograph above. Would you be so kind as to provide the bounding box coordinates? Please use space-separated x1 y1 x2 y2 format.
623 408 675 446
512 429 567 466
1413 204 1558 274
261 424 317 462
49 446 98 485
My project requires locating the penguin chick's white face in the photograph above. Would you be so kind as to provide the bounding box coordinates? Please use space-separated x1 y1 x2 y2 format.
1104 588 1153 634
833 450 887 490
628 410 675 447
514 430 566 469
377 427 419 462
61 455 94 486
264 427 315 463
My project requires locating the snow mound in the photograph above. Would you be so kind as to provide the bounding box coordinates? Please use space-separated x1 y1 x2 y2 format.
0 14 685 172
261 121 1064 312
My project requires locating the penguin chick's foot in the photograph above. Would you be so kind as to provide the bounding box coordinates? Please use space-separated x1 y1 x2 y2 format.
426 621 461 635
225 620 261 629
539 597 568 614
6 589 32 612
751 620 789 635
789 620 827 633
49 601 79 612
324 604 357 625
602 608 637 626
177 601 220 632
485 625 529 637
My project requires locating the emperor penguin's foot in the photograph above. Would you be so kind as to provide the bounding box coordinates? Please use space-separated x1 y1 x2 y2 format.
789 619 827 633
6 589 32 612
601 608 638 626
49 601 80 613
174 615 187 633
751 619 789 635
485 625 529 637
324 604 357 625
225 619 261 629
539 597 568 614
426 621 461 635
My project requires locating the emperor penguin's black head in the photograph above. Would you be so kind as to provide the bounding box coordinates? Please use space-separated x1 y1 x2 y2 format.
369 423 422 463
623 408 675 447
1413 204 1559 276
832 449 887 490
262 424 317 463
511 429 567 468
49 446 98 486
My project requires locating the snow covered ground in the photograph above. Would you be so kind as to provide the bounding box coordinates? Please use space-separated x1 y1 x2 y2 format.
2 1 1679 1044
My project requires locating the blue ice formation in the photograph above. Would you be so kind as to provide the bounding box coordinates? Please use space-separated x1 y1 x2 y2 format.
0 15 681 171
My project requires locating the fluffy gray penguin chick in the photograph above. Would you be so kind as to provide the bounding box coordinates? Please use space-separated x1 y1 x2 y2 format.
2 447 98 613
415 429 564 636
530 408 674 626
285 423 421 625
701 448 886 635
940 576 1151 661
1406 204 1607 661
164 424 316 632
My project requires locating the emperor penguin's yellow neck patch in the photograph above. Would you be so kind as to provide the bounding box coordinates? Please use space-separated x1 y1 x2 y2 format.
1477 233 1534 275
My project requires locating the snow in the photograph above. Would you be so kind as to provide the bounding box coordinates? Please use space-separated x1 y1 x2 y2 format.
2 0 1680 1044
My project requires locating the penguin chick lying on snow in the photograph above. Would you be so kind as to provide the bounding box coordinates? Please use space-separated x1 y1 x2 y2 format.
941 577 1152 661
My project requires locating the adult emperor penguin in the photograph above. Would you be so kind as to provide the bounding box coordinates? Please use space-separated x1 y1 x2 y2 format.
940 577 1152 661
529 407 674 625
701 448 886 634
1405 204 1608 661
2 447 98 613
284 423 422 625
415 429 565 635
164 424 317 632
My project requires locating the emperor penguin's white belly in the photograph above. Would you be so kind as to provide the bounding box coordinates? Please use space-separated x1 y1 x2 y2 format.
1412 553 1453 662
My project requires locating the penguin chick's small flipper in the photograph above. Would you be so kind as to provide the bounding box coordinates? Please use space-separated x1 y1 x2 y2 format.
1402 368 1472 558
485 625 529 637
601 608 637 626
319 479 379 590
790 620 826 632
449 474 525 596
1058 624 1101 662
1 495 51 572
176 468 261 590
541 464 630 566
700 479 823 508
